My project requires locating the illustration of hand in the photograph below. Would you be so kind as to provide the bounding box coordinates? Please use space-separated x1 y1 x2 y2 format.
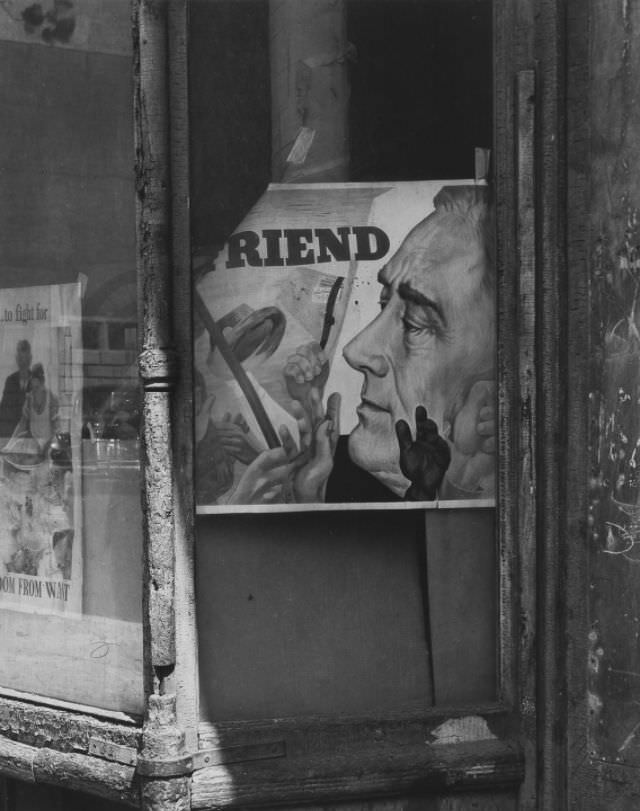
226 443 296 505
445 380 496 496
225 390 340 505
395 406 451 501
280 389 341 503
195 419 235 501
195 394 216 444
284 343 330 417
215 412 260 466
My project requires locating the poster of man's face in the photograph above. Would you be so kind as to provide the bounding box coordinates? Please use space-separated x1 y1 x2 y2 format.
194 181 496 511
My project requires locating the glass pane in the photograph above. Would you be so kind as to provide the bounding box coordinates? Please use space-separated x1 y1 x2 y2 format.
0 0 143 714
191 0 495 718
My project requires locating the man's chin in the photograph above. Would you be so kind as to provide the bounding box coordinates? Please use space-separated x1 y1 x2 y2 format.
347 427 409 498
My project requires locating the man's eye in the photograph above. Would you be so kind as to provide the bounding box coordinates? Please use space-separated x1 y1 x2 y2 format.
401 317 418 333
402 317 437 335
401 303 442 342
379 295 390 311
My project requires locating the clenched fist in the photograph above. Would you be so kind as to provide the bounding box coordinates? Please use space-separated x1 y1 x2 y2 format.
284 343 330 418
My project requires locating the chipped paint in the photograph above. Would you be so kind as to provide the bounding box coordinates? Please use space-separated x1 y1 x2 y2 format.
594 203 640 566
588 0 640 771
588 691 604 715
429 716 497 746
464 762 497 777
520 697 535 718
589 644 604 675
618 718 640 752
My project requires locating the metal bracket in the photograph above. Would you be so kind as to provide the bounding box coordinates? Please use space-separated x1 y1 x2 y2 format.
88 737 137 767
136 752 194 778
191 740 286 771
90 736 286 776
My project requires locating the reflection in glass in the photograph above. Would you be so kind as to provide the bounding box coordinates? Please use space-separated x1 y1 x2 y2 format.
0 0 143 713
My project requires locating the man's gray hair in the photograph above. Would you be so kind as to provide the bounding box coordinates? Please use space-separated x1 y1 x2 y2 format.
433 185 495 294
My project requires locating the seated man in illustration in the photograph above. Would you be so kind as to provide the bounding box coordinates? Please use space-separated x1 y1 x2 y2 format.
214 184 496 505
0 339 32 440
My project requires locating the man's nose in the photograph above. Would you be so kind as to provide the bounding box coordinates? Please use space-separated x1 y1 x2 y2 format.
343 317 390 378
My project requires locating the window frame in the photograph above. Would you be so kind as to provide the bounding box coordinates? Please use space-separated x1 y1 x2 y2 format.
173 0 555 806
0 0 573 808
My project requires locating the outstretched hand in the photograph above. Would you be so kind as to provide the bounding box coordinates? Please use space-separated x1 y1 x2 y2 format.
226 389 341 505
226 443 296 505
215 412 260 466
287 390 340 503
395 406 451 501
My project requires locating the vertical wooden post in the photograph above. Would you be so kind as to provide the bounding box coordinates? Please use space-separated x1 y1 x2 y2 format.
0 777 12 811
139 695 190 811
167 0 199 755
514 68 538 811
135 0 177 686
494 4 538 808
134 0 190 808
535 1 568 805
269 0 350 182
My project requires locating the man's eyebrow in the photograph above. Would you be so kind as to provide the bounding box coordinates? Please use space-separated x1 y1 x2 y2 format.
398 281 446 326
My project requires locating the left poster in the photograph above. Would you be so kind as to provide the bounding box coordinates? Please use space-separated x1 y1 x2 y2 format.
0 283 82 613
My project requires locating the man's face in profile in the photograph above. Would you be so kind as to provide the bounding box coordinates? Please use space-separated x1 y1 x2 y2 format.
343 204 495 496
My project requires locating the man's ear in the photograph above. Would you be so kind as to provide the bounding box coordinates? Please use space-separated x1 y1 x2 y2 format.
448 378 496 446
464 379 495 419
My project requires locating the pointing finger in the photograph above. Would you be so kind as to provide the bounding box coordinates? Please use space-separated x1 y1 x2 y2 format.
279 425 298 458
415 407 439 443
395 419 413 454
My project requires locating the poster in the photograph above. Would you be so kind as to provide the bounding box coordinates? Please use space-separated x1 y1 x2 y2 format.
195 181 496 513
0 282 83 612
0 0 132 55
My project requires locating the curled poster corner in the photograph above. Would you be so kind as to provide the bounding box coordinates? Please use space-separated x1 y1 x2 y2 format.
475 147 491 183
286 127 316 165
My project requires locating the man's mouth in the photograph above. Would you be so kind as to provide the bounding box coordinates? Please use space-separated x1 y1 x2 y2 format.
356 395 389 415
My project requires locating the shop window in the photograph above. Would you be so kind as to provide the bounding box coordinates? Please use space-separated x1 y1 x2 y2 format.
189 0 496 722
0 0 143 715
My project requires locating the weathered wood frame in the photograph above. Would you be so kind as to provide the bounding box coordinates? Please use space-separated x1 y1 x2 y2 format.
0 0 573 809
183 0 564 808
564 0 640 807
